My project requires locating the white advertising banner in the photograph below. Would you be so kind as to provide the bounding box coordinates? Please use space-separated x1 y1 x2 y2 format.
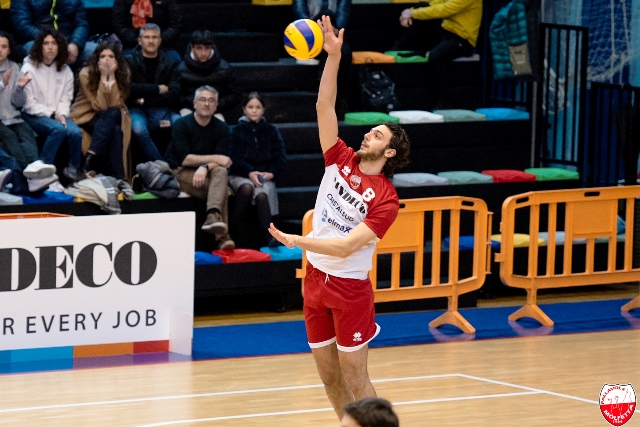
0 212 195 354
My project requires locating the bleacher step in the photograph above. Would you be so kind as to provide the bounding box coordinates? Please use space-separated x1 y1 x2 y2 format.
230 60 318 90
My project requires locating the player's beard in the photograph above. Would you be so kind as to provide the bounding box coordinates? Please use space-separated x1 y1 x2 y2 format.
357 146 386 162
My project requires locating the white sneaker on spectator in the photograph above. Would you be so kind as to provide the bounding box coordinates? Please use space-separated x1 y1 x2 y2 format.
47 181 66 192
0 169 12 191
23 160 56 179
28 174 59 192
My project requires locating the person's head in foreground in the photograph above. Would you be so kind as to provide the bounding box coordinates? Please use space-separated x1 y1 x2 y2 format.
356 122 410 178
341 397 399 427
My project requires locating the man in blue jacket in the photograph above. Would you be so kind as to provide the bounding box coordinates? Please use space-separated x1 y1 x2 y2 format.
10 0 92 68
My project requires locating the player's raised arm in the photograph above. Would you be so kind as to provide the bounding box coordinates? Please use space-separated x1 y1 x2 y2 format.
316 15 344 153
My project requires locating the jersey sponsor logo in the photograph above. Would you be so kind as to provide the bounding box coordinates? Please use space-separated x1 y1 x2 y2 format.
333 180 367 214
326 194 355 222
349 175 361 190
327 217 352 233
55 79 63 86
341 165 351 176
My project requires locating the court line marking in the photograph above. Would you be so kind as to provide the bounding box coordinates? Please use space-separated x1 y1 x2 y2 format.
135 391 543 427
457 373 599 404
0 374 457 414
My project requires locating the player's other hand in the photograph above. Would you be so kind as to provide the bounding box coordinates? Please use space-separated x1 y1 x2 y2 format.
268 223 298 248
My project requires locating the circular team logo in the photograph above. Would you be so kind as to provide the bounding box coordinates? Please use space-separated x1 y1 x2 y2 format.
600 384 636 426
349 175 361 190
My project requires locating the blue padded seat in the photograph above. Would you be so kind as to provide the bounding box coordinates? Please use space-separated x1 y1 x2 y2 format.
475 108 530 121
260 246 303 261
195 251 223 265
21 190 75 205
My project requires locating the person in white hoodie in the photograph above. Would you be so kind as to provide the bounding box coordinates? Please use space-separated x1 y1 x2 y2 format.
0 31 58 192
20 29 83 184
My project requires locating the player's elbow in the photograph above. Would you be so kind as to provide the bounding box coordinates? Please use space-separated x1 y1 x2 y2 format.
334 241 361 258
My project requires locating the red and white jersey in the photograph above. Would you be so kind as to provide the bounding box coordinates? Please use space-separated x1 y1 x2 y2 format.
307 138 399 279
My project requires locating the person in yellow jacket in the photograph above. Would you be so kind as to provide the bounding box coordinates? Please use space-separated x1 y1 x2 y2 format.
398 0 482 108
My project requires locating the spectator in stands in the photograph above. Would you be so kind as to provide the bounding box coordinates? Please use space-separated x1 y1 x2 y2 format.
293 0 351 31
229 92 287 247
20 29 83 184
70 41 132 181
177 30 240 122
398 0 482 109
165 85 235 250
10 0 94 69
0 31 58 192
125 23 181 163
342 398 400 427
112 0 182 62
268 16 410 421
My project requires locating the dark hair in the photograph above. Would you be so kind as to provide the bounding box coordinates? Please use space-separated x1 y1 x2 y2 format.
190 29 215 47
29 29 68 71
382 122 410 178
242 91 265 108
343 398 399 427
0 31 17 62
85 41 130 100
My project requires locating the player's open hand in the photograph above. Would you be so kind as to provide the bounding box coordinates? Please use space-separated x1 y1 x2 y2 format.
268 223 298 248
318 15 343 56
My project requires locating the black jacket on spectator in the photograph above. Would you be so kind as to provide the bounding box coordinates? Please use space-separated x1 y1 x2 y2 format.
165 114 230 169
125 47 181 110
177 44 241 117
230 116 287 180
112 0 182 49
11 0 89 48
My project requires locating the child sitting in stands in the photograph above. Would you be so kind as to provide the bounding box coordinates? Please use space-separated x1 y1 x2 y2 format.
229 92 287 247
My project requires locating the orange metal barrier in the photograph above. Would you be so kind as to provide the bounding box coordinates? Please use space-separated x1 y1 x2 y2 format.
496 186 640 326
296 197 492 333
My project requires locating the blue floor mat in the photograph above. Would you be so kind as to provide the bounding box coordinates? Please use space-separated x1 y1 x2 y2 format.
192 299 640 360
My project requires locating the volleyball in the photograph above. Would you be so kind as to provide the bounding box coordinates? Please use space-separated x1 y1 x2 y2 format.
283 19 324 60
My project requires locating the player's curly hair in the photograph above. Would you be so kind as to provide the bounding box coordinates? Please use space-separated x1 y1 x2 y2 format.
29 29 68 71
382 122 410 178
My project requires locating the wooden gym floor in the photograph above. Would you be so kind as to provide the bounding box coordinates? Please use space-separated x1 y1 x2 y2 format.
1 284 638 427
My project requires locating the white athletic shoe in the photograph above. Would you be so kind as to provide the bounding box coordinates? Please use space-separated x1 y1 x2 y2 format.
23 160 56 179
47 181 66 193
28 174 59 192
